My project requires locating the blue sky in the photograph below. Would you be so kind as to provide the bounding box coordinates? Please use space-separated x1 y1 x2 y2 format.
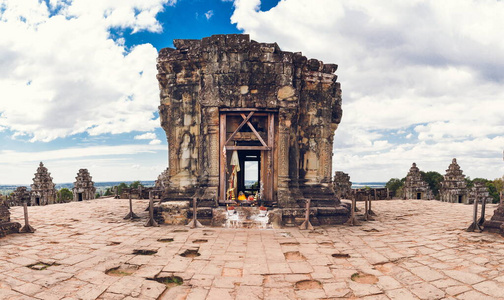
0 0 503 184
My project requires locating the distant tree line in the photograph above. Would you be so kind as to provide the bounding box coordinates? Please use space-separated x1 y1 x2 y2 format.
103 181 144 197
386 172 503 203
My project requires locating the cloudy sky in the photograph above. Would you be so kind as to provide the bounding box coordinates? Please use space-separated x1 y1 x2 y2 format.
0 0 503 184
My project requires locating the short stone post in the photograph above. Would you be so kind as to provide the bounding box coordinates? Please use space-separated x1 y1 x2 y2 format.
187 198 204 229
364 193 369 221
144 191 159 227
467 189 482 232
478 197 487 226
124 189 139 220
478 183 487 226
299 199 314 230
345 197 359 226
20 202 36 233
369 189 377 216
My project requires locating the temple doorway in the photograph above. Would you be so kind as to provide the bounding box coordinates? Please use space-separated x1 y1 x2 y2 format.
78 193 83 201
417 193 422 199
219 109 276 204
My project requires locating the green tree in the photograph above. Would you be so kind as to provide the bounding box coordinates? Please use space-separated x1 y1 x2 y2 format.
104 188 113 196
130 181 144 189
492 178 503 194
420 171 444 198
385 178 404 198
486 181 500 203
95 192 101 199
58 188 73 203
117 182 129 195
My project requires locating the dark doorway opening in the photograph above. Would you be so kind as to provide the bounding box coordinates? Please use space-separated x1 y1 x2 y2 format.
417 193 421 199
35 197 40 205
238 150 261 197
78 193 83 201
458 195 463 203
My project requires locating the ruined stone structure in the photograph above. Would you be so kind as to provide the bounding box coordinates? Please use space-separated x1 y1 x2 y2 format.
440 158 468 204
403 163 433 200
156 34 348 224
12 186 30 206
371 188 390 200
30 162 57 206
155 168 171 190
0 198 21 238
333 171 352 200
72 169 96 202
483 151 504 236
467 182 492 204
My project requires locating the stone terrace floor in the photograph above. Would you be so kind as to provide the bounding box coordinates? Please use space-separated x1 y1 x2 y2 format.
1 199 504 300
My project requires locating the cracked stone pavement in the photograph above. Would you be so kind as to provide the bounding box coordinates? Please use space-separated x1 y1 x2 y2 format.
1 198 504 299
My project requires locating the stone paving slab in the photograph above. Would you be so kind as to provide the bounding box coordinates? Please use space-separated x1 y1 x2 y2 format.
1 198 504 299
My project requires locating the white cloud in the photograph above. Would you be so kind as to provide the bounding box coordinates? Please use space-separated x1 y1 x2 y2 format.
149 139 162 145
0 0 174 142
134 132 157 140
205 10 214 20
0 144 166 164
231 0 504 181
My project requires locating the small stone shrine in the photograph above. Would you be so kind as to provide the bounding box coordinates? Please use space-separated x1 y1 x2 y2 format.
0 198 21 238
72 169 96 202
156 34 349 224
403 163 433 200
440 158 468 204
333 171 352 199
30 162 57 206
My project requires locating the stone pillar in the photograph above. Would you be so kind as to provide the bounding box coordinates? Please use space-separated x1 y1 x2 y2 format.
277 108 295 207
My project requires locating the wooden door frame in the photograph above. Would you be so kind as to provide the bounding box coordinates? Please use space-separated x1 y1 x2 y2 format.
219 109 276 203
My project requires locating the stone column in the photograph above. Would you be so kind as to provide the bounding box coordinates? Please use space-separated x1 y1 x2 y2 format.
277 108 296 207
200 106 219 201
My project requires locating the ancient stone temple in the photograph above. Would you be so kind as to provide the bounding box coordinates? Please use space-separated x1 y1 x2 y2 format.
440 158 468 204
30 162 57 206
0 198 21 238
403 163 433 200
156 34 349 224
72 169 96 202
333 171 352 200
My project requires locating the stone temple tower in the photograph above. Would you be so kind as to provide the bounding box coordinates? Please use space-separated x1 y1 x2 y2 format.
30 162 57 206
72 169 96 202
403 163 432 200
440 158 468 204
156 34 349 224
